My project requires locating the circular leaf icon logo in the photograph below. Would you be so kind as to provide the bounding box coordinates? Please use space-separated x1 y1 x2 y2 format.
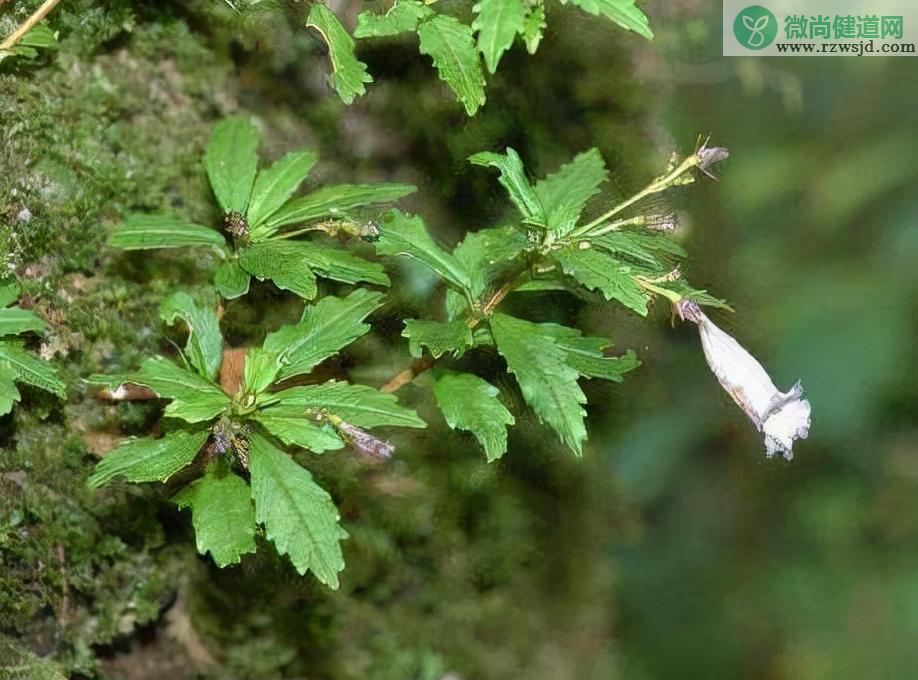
733 5 778 50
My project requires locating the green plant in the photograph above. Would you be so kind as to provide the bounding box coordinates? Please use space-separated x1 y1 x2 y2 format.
86 290 423 588
300 0 652 115
373 143 729 458
0 276 65 415
108 115 415 301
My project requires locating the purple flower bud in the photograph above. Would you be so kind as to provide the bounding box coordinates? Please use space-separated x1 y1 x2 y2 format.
338 421 394 460
696 143 730 180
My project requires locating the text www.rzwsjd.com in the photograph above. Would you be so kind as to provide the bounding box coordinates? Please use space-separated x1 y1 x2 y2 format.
776 40 916 55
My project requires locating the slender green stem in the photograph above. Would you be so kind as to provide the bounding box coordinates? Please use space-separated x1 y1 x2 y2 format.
569 154 700 239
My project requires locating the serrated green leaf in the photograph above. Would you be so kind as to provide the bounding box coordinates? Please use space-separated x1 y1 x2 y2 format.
159 292 223 381
355 0 431 37
560 0 653 39
432 369 515 461
535 148 608 233
0 307 46 336
295 242 389 287
214 259 251 299
262 183 416 234
490 313 587 455
376 210 471 291
593 230 687 265
87 356 229 423
402 319 473 358
0 279 21 308
444 226 532 318
417 14 487 116
307 4 373 105
247 151 318 228
87 427 209 488
659 279 732 310
174 460 257 567
272 380 426 429
248 429 347 587
254 408 344 453
522 3 546 53
0 366 21 416
0 340 66 398
204 116 260 214
20 24 57 49
239 240 318 300
109 214 226 251
530 323 640 381
553 247 649 315
469 148 544 224
473 0 526 74
263 289 383 381
243 348 281 394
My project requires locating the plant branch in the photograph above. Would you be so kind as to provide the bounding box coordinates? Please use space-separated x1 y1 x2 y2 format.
380 270 529 393
568 153 700 239
0 0 61 51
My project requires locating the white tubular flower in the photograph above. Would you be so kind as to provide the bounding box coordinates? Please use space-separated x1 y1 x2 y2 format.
676 300 811 459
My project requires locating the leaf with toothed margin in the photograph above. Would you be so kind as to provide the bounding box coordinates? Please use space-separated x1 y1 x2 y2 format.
248 429 348 588
159 292 223 381
490 313 587 456
307 4 373 105
263 289 384 381
203 115 259 214
173 459 257 567
417 14 487 116
432 369 515 461
246 151 318 228
87 427 210 488
271 381 426 430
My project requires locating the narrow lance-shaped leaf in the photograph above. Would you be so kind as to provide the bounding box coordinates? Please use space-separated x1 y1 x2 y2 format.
559 0 653 39
469 149 545 224
248 429 348 588
86 356 230 423
246 151 318 228
159 292 223 381
271 380 426 429
174 460 258 567
242 348 281 395
254 407 345 453
204 115 260 214
534 148 608 233
355 0 431 37
87 427 210 488
432 370 515 462
108 214 226 251
307 4 373 105
473 0 526 74
417 14 487 116
490 313 587 456
528 323 641 381
403 319 473 359
0 307 46 336
262 183 416 233
553 247 650 315
0 340 66 398
376 210 472 291
263 289 383 381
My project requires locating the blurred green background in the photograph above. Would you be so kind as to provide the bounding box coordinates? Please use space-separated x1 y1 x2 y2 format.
1 1 916 678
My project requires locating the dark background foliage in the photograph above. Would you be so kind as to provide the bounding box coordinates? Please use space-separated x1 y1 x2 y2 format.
1 0 916 678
